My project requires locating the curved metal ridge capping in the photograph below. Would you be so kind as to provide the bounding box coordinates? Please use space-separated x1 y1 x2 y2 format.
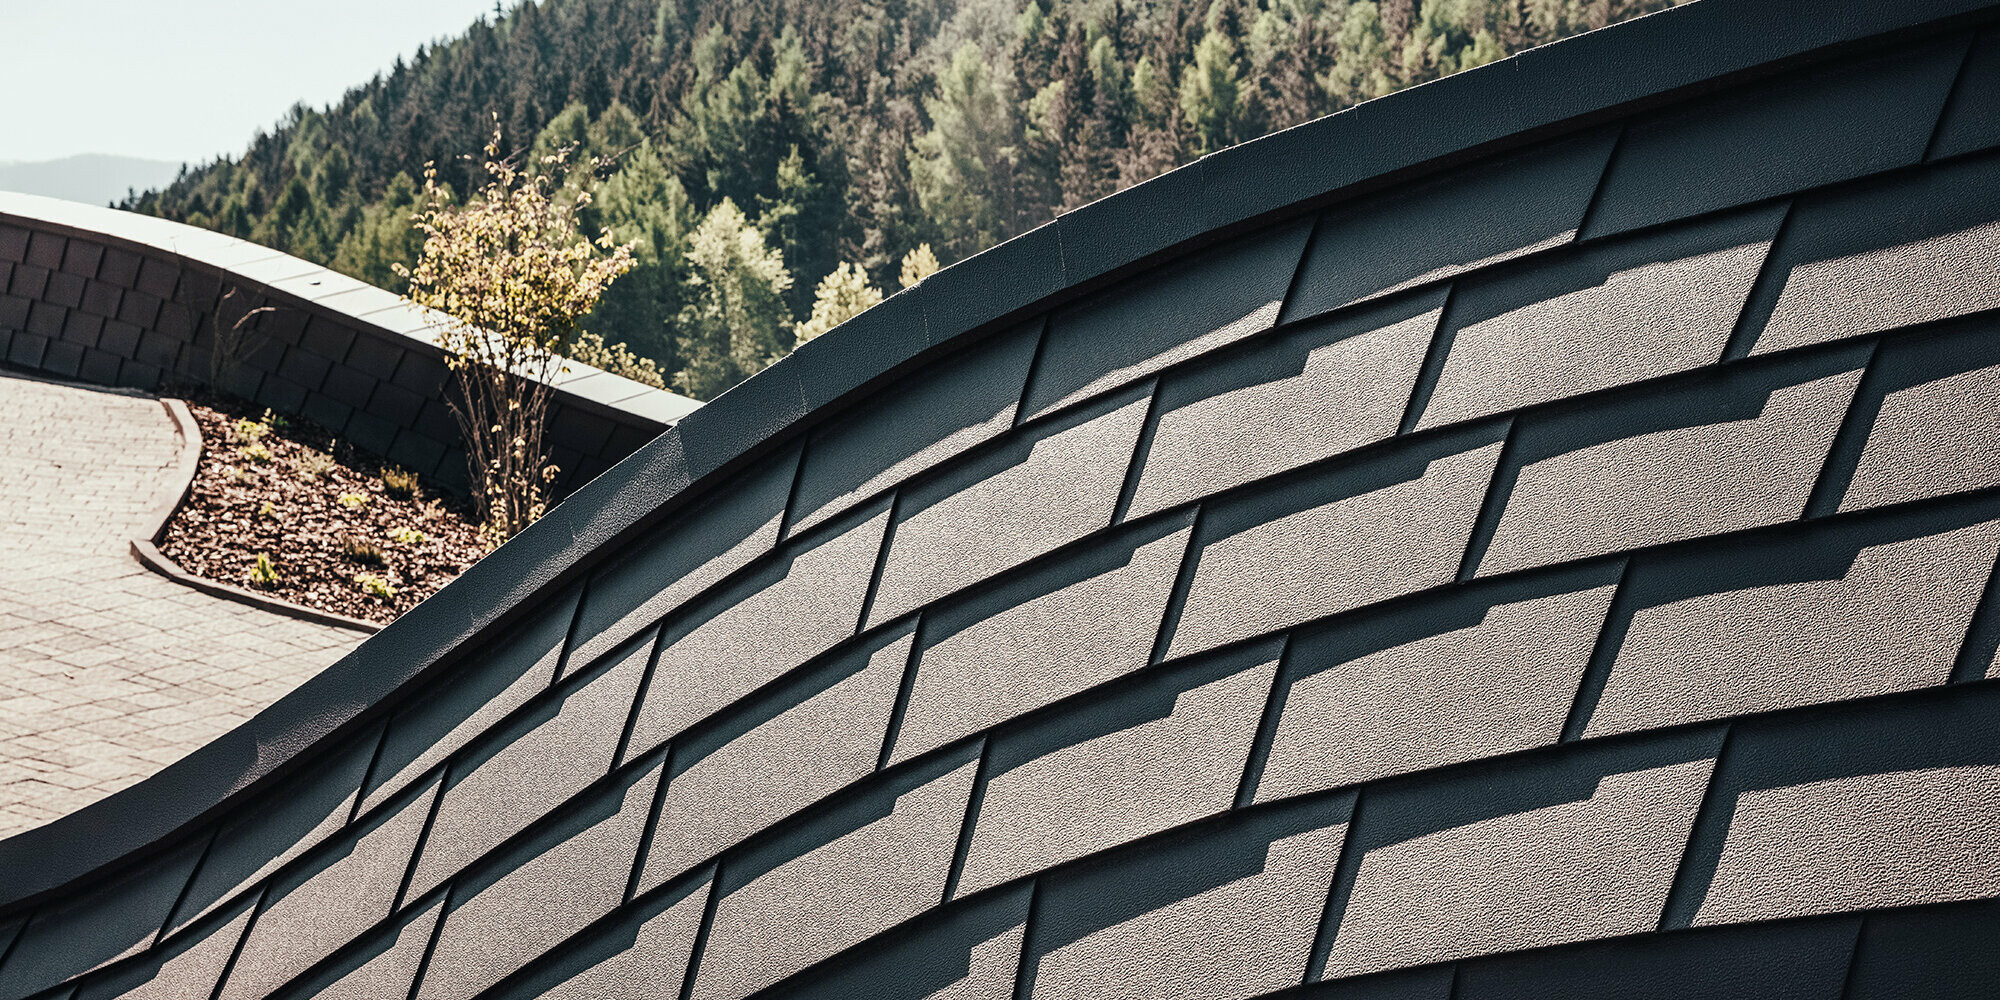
0 192 700 496
6 0 2000 996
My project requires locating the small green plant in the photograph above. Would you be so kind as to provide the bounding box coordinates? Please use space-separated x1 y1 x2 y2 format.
336 492 370 510
340 534 386 565
295 451 337 482
241 441 274 464
233 417 269 441
389 525 429 546
381 465 419 499
258 500 276 518
263 408 290 432
223 464 257 484
247 552 279 588
354 573 395 601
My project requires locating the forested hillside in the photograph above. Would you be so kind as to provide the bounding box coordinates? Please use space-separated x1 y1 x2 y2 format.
125 0 1679 398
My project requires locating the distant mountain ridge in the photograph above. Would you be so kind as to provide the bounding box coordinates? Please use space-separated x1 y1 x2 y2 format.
0 154 185 208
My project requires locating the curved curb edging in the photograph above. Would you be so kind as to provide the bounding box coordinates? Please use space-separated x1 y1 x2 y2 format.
131 398 381 635
139 397 199 542
0 0 1990 915
129 540 382 634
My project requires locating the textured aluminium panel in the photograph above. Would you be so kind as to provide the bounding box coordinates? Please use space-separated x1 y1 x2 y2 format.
218 779 440 1000
624 498 891 758
1283 130 1617 322
405 637 649 901
360 586 582 813
1451 916 1859 1000
1055 155 1205 287
1748 153 2000 356
1024 794 1352 1000
1697 764 2000 925
1167 425 1506 660
1836 319 2000 512
1303 967 1455 1000
1845 900 2000 1000
167 729 378 934
889 515 1194 766
502 876 710 1000
1022 218 1314 420
759 883 1030 1000
784 285 931 415
1475 350 1867 576
1583 36 1966 239
60 239 102 277
956 644 1278 896
0 839 203 999
283 899 445 1000
416 759 664 1000
74 901 254 1000
24 232 64 271
1585 509 2000 737
566 452 796 672
788 321 1041 535
1686 691 2000 927
1128 288 1442 519
8 265 48 301
1256 564 1620 803
867 384 1153 627
13 6 2000 999
1415 203 1785 428
636 626 914 894
1930 28 2000 160
1324 732 1723 979
691 755 978 1000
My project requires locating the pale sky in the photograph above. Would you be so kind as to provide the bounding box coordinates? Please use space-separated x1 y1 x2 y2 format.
0 0 505 165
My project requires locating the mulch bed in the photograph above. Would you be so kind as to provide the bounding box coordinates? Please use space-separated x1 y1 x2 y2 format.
158 396 487 624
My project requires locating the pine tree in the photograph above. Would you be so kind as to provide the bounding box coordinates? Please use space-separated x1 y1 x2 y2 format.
674 198 795 399
1325 2 1395 105
898 243 939 288
587 101 648 163
586 139 694 368
531 101 592 164
909 42 1022 259
1179 31 1242 155
1117 51 1183 189
795 262 884 342
331 171 433 291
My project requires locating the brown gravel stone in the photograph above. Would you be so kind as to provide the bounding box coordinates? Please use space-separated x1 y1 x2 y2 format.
158 397 486 624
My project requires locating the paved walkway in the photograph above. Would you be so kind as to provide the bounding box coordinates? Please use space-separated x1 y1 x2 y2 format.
0 371 361 838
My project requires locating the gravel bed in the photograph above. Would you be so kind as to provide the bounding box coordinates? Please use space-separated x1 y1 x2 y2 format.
159 398 486 624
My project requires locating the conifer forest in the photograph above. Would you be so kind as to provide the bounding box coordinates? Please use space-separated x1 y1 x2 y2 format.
125 0 1680 398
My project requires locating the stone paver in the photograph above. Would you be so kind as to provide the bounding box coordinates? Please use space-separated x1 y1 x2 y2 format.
0 371 360 838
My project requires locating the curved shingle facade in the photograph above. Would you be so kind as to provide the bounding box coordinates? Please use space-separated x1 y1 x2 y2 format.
5 1 2000 997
